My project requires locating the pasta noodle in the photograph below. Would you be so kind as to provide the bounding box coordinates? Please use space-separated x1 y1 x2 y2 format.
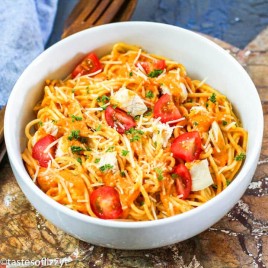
22 42 247 221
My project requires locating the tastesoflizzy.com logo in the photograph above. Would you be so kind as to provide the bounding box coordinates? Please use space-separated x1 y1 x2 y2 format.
0 258 69 267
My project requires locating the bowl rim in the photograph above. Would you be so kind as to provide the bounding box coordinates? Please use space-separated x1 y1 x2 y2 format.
4 21 264 229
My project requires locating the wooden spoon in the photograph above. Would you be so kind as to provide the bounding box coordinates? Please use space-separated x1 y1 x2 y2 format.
62 0 138 38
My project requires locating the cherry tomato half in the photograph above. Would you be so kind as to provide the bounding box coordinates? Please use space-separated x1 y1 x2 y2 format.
90 186 123 219
173 164 192 199
32 134 56 167
171 131 202 162
71 52 102 78
154 59 166 70
105 105 136 134
136 60 166 74
154 93 182 124
138 62 151 74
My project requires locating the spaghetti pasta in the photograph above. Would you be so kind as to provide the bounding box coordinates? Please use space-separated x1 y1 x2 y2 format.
22 42 247 221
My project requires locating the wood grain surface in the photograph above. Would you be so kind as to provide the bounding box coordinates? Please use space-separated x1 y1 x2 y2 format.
0 27 267 268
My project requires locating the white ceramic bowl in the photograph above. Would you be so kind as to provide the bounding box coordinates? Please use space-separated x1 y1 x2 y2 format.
4 22 263 250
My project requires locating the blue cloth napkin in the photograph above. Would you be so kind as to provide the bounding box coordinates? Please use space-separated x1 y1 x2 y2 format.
0 0 58 108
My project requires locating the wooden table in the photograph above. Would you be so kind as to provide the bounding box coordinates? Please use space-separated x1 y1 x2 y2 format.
0 28 267 267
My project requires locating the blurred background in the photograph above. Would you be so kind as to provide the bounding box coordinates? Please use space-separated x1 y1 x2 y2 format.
47 0 268 49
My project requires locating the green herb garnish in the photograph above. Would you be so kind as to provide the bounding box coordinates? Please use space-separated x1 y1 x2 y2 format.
106 146 115 152
144 108 153 117
99 164 113 172
71 146 84 153
94 158 100 163
95 124 102 131
222 120 228 126
148 69 163 78
235 153 246 161
145 90 154 99
68 130 80 140
71 114 82 122
155 168 163 181
126 128 144 142
209 93 216 103
122 150 129 156
97 95 110 103
77 157 82 164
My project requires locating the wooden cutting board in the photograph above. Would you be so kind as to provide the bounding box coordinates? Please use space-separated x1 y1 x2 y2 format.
0 27 267 267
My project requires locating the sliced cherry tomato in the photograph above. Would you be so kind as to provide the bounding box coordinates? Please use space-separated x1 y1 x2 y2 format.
90 186 123 219
105 105 136 134
171 131 202 162
136 60 166 74
154 59 166 70
32 134 56 167
173 164 192 199
137 62 151 74
71 52 102 78
154 93 182 123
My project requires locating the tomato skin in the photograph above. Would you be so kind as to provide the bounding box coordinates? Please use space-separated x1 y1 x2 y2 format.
90 186 123 219
71 52 102 78
153 94 182 124
105 105 136 134
32 134 56 167
171 131 202 162
173 164 192 199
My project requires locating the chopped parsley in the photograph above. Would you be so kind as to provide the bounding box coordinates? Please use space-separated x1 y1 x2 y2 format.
155 168 163 181
95 124 102 131
129 71 133 77
122 150 129 156
235 153 246 161
145 90 154 99
226 179 231 186
38 121 43 126
68 130 80 140
101 105 108 110
209 93 217 103
77 157 82 164
120 171 126 177
99 164 113 172
97 95 110 103
126 128 144 142
94 158 100 163
148 69 163 78
70 146 84 153
134 115 140 121
106 146 115 152
71 114 82 122
144 108 153 117
193 121 199 126
222 120 228 126
126 128 144 135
